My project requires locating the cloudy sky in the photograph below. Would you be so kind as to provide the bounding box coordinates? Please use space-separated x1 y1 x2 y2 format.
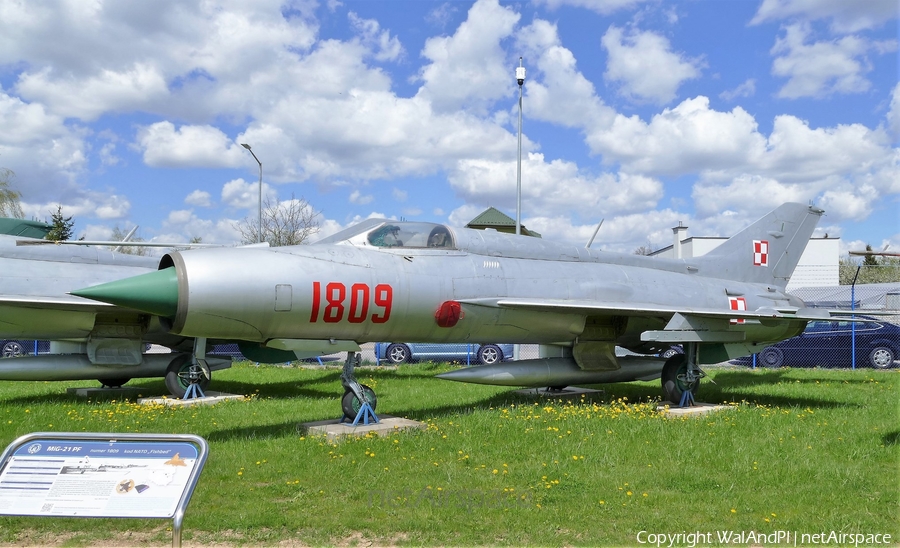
0 0 897 255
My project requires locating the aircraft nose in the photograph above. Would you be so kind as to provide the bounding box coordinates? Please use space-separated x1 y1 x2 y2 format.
70 267 179 318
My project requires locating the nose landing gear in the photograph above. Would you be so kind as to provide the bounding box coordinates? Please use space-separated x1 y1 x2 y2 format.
340 352 379 424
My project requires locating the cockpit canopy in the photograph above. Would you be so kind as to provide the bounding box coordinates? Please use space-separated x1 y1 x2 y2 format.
315 219 456 250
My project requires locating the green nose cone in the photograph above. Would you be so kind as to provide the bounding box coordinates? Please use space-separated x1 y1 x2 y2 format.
71 267 179 318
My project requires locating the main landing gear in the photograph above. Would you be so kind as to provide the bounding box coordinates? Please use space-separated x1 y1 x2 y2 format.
660 342 706 407
340 352 379 424
165 337 211 399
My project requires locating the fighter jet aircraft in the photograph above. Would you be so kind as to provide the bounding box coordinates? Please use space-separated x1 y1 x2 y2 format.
0 229 232 396
72 203 830 412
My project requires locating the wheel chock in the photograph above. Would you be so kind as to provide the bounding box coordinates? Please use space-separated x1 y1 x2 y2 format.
678 390 695 408
183 382 206 400
343 402 379 426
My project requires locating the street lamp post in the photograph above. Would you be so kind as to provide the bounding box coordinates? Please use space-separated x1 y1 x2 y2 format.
515 57 525 236
240 143 263 243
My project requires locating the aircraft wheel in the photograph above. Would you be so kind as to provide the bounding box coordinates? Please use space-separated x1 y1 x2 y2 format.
869 346 895 369
2 341 25 358
385 343 411 364
661 354 698 403
100 378 131 388
341 384 377 419
165 355 210 398
759 347 784 368
477 344 502 365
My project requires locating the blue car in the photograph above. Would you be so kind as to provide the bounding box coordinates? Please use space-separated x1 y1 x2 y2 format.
1 340 49 358
377 342 514 365
742 316 899 369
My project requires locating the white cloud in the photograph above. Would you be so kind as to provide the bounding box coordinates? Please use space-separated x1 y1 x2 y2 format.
1 1 319 122
0 89 86 195
887 83 900 139
17 63 169 121
392 188 408 201
23 193 131 225
159 209 242 245
601 25 704 105
415 0 519 114
720 79 757 101
221 178 273 210
751 0 899 33
517 19 616 129
532 0 658 15
349 189 374 205
691 175 812 217
137 122 245 168
448 152 663 220
587 96 765 176
185 190 212 207
348 12 403 62
771 23 896 99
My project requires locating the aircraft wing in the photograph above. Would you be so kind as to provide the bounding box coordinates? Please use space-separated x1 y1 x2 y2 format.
459 297 832 322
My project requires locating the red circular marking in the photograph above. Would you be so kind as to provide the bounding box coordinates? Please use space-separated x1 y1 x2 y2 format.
435 301 462 328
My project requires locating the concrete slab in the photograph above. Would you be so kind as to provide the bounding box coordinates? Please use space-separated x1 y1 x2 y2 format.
301 415 426 442
67 387 150 400
512 387 604 399
138 391 245 407
657 401 733 418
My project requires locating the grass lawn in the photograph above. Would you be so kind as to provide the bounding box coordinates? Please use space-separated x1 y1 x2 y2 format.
0 362 896 546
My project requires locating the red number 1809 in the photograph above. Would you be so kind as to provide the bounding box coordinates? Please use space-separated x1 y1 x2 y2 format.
309 282 392 324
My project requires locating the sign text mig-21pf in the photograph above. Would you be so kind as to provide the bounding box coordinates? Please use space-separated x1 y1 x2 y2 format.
72 202 833 414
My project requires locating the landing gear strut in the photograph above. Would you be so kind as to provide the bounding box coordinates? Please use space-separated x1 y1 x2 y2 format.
165 337 211 399
340 352 378 423
661 342 705 406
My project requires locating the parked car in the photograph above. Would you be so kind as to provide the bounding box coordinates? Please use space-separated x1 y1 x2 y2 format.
377 342 515 365
738 316 899 369
1 340 49 358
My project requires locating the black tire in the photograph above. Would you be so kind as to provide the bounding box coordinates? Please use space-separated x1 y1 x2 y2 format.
385 343 411 364
477 344 503 365
2 341 24 358
341 384 377 419
661 354 699 403
100 378 131 388
759 347 784 368
164 356 210 398
869 346 895 370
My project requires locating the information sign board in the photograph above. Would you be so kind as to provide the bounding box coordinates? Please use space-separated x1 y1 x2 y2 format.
0 432 208 547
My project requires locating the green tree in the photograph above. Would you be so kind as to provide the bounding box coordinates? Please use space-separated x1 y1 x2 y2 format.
839 256 900 284
45 205 75 241
0 168 24 219
862 244 879 267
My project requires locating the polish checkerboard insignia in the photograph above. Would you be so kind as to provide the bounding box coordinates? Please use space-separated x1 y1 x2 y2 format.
729 296 747 324
753 240 768 266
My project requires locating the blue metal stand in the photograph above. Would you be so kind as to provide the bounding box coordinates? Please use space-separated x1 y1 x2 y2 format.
344 402 379 426
183 382 206 400
678 389 695 408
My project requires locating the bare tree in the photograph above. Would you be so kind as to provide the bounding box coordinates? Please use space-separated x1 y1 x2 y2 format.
633 243 654 256
234 194 320 246
109 225 148 256
0 168 24 219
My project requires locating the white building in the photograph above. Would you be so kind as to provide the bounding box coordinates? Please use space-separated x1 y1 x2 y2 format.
650 225 840 291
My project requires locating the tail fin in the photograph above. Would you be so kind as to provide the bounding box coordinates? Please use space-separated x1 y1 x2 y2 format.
694 203 823 287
